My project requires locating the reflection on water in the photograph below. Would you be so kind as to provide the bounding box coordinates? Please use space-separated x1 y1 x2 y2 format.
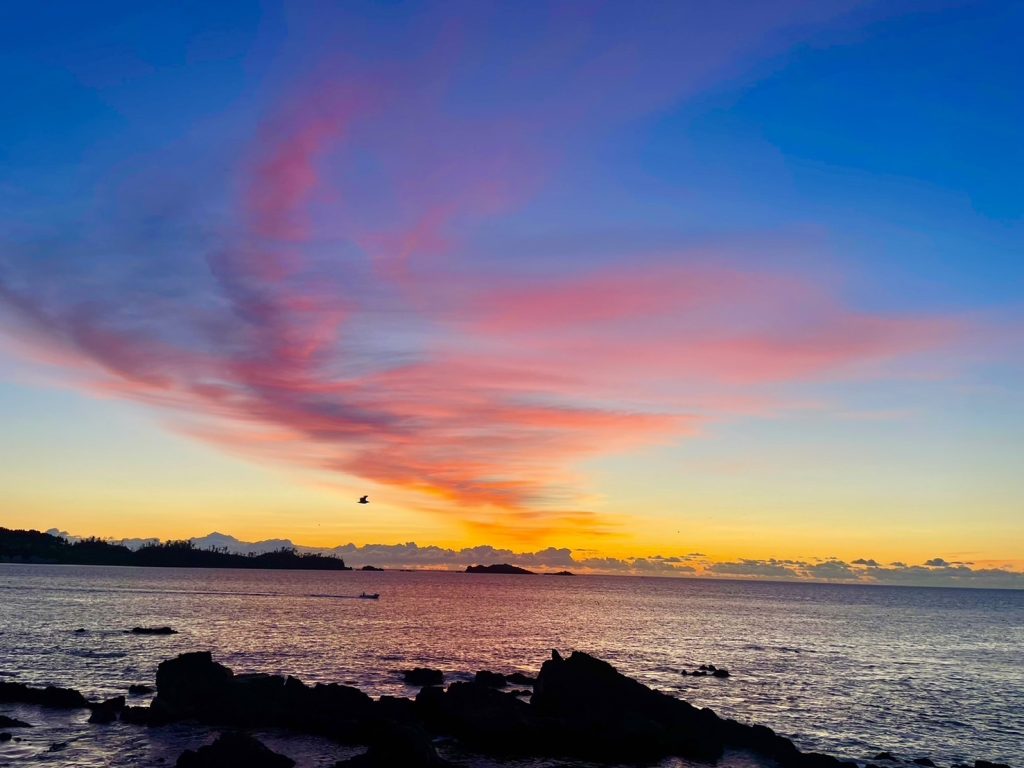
1 564 1022 767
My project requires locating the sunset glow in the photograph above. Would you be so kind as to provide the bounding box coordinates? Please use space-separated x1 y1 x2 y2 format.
1 0 1021 582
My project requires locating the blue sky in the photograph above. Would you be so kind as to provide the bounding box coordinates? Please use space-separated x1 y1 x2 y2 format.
0 0 1021 576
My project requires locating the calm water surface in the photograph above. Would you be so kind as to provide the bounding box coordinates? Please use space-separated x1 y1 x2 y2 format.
1 564 1021 767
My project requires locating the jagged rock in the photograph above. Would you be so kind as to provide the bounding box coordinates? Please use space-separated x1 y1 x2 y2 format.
129 684 154 695
89 695 126 724
0 715 31 728
334 721 450 767
175 732 294 768
507 672 536 686
403 668 444 686
712 668 730 678
913 759 936 767
533 650 723 762
437 682 540 753
474 670 508 688
154 653 372 737
154 652 234 720
131 626 178 635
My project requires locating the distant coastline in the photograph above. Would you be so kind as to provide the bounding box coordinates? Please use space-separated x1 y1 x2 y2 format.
0 527 351 571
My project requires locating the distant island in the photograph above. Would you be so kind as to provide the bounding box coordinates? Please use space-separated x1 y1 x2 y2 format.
466 563 535 574
465 563 575 575
0 527 351 570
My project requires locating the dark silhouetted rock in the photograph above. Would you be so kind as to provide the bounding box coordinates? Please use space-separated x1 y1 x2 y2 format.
89 695 126 724
175 732 294 768
507 672 536 686
0 715 31 728
975 762 1010 768
73 628 86 633
360 565 383 571
0 681 90 709
712 668 730 678
374 695 417 724
913 759 936 767
439 681 539 753
875 753 898 761
699 664 717 671
544 570 574 576
131 626 178 635
0 732 11 742
334 721 450 768
129 684 155 695
474 670 508 688
533 650 722 762
465 564 535 575
403 668 443 686
155 651 234 720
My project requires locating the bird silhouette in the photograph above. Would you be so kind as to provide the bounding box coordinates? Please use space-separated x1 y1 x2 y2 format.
358 495 369 504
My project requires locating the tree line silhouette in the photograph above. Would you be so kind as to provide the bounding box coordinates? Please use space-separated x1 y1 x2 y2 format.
0 527 350 570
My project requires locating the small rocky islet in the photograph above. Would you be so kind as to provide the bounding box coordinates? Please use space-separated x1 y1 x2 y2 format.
0 650 1013 768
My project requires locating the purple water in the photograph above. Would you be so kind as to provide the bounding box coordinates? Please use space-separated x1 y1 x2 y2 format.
1 564 1021 766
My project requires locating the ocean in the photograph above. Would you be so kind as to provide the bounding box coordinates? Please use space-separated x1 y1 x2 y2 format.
0 564 1021 767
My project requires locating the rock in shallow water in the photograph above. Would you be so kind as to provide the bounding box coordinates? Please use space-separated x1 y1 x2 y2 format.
175 732 294 768
0 715 31 728
403 668 444 686
131 626 178 635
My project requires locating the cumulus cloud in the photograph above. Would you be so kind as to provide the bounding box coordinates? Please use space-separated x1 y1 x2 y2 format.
852 558 881 567
41 527 1024 588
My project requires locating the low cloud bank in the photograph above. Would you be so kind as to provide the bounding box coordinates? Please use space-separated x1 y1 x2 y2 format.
45 529 1022 588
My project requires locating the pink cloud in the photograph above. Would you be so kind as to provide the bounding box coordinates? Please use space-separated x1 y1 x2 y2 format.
0 7 980 541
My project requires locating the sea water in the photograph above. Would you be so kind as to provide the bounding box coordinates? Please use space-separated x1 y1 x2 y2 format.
1 564 1021 767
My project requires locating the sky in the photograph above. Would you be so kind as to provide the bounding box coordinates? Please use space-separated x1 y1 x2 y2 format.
1 0 1022 583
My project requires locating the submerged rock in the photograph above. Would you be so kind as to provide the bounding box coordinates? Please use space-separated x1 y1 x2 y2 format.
131 626 178 635
175 732 295 768
403 668 444 686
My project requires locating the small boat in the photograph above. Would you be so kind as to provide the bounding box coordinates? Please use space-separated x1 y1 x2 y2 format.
358 592 380 599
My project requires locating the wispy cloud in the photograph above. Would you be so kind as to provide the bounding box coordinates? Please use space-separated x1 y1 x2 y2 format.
0 2 992 542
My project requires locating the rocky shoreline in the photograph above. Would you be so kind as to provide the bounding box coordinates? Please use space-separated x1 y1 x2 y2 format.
0 650 1014 768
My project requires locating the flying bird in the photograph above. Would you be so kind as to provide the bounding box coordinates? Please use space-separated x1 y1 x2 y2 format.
358 495 369 504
